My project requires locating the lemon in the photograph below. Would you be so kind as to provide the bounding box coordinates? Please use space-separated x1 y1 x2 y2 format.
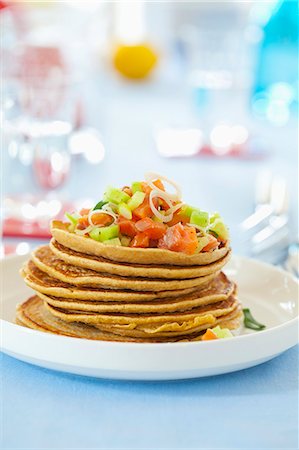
113 44 157 80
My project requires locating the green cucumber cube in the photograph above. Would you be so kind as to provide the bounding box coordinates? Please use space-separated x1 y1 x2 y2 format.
127 191 145 210
190 210 209 228
118 203 132 219
102 237 122 246
209 219 229 241
104 186 130 204
211 326 233 339
89 224 119 242
180 204 198 218
131 181 143 194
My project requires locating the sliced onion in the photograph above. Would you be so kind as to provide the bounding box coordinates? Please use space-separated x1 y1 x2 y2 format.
145 172 182 201
102 202 118 214
88 208 117 227
149 190 183 223
75 225 94 235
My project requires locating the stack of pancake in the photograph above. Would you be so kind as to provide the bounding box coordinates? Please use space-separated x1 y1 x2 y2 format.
16 221 243 342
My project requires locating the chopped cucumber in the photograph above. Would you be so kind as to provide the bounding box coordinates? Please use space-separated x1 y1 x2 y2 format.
89 224 119 242
127 191 145 210
104 186 130 204
180 204 199 218
196 235 210 252
190 210 209 228
68 223 76 233
211 326 233 339
102 237 122 246
209 219 229 241
210 212 221 224
118 203 132 219
65 212 79 225
131 181 143 194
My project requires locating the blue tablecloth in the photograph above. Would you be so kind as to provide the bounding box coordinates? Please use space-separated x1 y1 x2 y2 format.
2 347 298 449
2 75 298 449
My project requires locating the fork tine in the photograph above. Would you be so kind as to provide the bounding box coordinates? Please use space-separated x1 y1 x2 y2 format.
270 176 289 215
255 169 272 205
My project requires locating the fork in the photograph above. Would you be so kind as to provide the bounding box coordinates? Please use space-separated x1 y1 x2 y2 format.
241 172 290 264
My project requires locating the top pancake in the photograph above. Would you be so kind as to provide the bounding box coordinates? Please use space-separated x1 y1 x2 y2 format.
51 220 230 266
50 239 231 280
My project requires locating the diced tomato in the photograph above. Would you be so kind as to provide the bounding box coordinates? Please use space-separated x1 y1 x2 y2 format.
130 232 150 248
135 217 153 232
118 218 138 237
167 210 189 227
141 182 151 194
202 234 219 252
149 239 159 248
135 217 167 239
77 216 89 230
133 196 153 219
158 223 198 255
91 213 113 226
201 329 218 341
152 179 165 191
122 186 132 197
80 208 90 216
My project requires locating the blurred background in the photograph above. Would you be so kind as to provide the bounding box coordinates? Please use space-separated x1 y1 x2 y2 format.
1 0 298 271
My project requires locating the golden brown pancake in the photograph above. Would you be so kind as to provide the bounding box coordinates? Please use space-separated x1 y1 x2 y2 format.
51 220 230 266
16 296 242 342
95 304 243 339
50 239 231 280
44 295 239 334
38 272 235 314
21 261 200 301
31 245 217 292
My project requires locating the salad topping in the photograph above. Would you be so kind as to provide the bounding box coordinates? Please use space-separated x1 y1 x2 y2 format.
65 173 229 255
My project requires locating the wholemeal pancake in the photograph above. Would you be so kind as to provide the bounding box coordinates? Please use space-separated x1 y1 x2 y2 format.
16 296 242 342
31 246 217 292
38 272 235 314
15 296 156 342
94 304 243 339
51 220 230 266
21 261 200 301
44 294 238 327
50 239 231 280
45 295 241 337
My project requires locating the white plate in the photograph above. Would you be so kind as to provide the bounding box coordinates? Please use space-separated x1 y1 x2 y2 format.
1 254 298 380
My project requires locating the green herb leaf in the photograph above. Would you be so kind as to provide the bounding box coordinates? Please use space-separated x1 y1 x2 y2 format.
243 308 266 331
93 200 108 211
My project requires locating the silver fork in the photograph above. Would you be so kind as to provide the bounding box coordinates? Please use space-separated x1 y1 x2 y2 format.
241 170 274 232
251 175 289 249
241 172 290 264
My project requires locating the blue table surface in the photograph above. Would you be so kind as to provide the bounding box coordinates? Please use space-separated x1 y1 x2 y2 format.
2 347 298 449
2 74 298 449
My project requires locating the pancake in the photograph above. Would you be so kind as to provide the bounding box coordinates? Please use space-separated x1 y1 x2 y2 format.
50 239 231 280
16 296 151 342
51 220 230 266
44 295 239 329
95 304 243 339
21 261 200 301
38 272 235 314
16 296 242 342
31 246 217 292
